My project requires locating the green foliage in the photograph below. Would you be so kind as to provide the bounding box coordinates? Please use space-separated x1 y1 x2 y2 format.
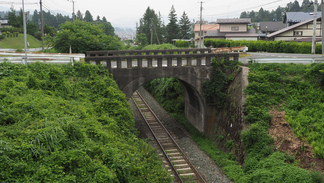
171 114 243 182
166 5 180 43
136 33 148 46
27 22 39 40
141 43 177 50
53 20 123 53
0 62 171 182
178 12 192 40
175 40 190 48
137 7 165 45
144 78 184 114
241 63 324 182
204 39 322 54
203 58 240 108
240 152 316 183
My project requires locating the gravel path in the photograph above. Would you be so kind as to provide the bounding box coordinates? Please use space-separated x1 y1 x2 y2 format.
129 86 232 183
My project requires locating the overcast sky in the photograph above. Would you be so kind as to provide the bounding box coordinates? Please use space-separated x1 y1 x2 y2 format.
1 0 305 28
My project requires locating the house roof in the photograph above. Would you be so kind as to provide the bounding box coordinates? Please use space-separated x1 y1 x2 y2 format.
0 20 8 24
194 24 219 32
284 12 322 24
260 21 286 32
267 17 321 38
204 29 258 38
216 18 251 24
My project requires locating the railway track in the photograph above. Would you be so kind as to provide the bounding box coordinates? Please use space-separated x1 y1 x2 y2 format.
131 91 207 183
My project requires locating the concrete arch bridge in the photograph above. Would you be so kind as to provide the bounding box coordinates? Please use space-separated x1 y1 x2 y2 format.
85 49 239 133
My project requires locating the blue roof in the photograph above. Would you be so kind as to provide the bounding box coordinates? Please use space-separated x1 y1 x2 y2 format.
284 12 322 24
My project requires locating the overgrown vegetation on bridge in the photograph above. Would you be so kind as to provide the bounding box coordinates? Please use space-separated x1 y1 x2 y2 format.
204 39 322 54
0 61 171 182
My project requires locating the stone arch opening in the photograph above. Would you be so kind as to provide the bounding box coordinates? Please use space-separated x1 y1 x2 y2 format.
123 76 205 132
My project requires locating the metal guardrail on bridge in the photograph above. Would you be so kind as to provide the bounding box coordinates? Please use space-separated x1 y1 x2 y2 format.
85 49 239 70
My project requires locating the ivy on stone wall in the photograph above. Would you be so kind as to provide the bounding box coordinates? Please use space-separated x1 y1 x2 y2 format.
203 58 240 108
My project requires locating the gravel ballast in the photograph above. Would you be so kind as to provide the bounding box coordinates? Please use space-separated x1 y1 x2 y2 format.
129 86 232 183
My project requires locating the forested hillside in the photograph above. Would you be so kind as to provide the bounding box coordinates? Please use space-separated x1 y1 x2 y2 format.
0 61 171 182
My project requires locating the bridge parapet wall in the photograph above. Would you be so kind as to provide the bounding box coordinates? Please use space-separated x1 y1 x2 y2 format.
85 49 239 71
86 48 212 57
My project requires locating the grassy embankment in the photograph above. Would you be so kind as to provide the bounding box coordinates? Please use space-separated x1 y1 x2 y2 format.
0 61 172 182
0 33 42 49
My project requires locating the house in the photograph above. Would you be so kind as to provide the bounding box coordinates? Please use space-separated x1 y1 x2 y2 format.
204 18 258 41
259 21 286 34
0 20 9 35
284 12 322 26
267 17 322 42
193 23 219 47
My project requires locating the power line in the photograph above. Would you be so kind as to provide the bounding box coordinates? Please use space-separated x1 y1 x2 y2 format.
205 0 284 17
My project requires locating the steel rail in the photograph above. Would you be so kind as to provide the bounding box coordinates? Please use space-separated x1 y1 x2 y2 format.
131 90 207 183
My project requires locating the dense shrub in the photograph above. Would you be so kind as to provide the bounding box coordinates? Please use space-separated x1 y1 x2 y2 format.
241 63 324 182
144 78 184 113
141 43 177 50
175 40 190 48
0 61 171 182
204 39 322 54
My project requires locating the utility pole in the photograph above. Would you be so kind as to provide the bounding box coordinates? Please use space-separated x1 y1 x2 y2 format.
152 19 160 44
22 0 28 65
199 1 203 48
150 18 153 45
312 0 318 54
322 0 324 54
72 0 75 22
40 0 44 51
68 0 75 22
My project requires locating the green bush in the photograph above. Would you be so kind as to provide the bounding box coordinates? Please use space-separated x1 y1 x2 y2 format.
0 62 172 182
204 39 321 54
241 63 324 182
175 40 190 48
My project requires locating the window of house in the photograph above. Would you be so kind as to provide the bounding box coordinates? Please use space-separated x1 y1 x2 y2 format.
231 26 239 31
293 31 303 36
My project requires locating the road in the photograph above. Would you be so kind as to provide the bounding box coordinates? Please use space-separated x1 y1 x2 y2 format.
1 51 324 65
0 51 85 64
239 52 324 64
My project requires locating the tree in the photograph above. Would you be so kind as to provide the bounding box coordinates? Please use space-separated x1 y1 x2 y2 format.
96 15 100 22
7 7 23 28
76 10 83 20
286 0 301 12
98 22 115 37
53 20 123 53
166 5 179 43
27 22 38 36
274 6 284 21
178 11 191 39
84 10 93 22
137 7 164 44
44 24 57 36
102 16 107 22
136 33 148 46
240 11 249 18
